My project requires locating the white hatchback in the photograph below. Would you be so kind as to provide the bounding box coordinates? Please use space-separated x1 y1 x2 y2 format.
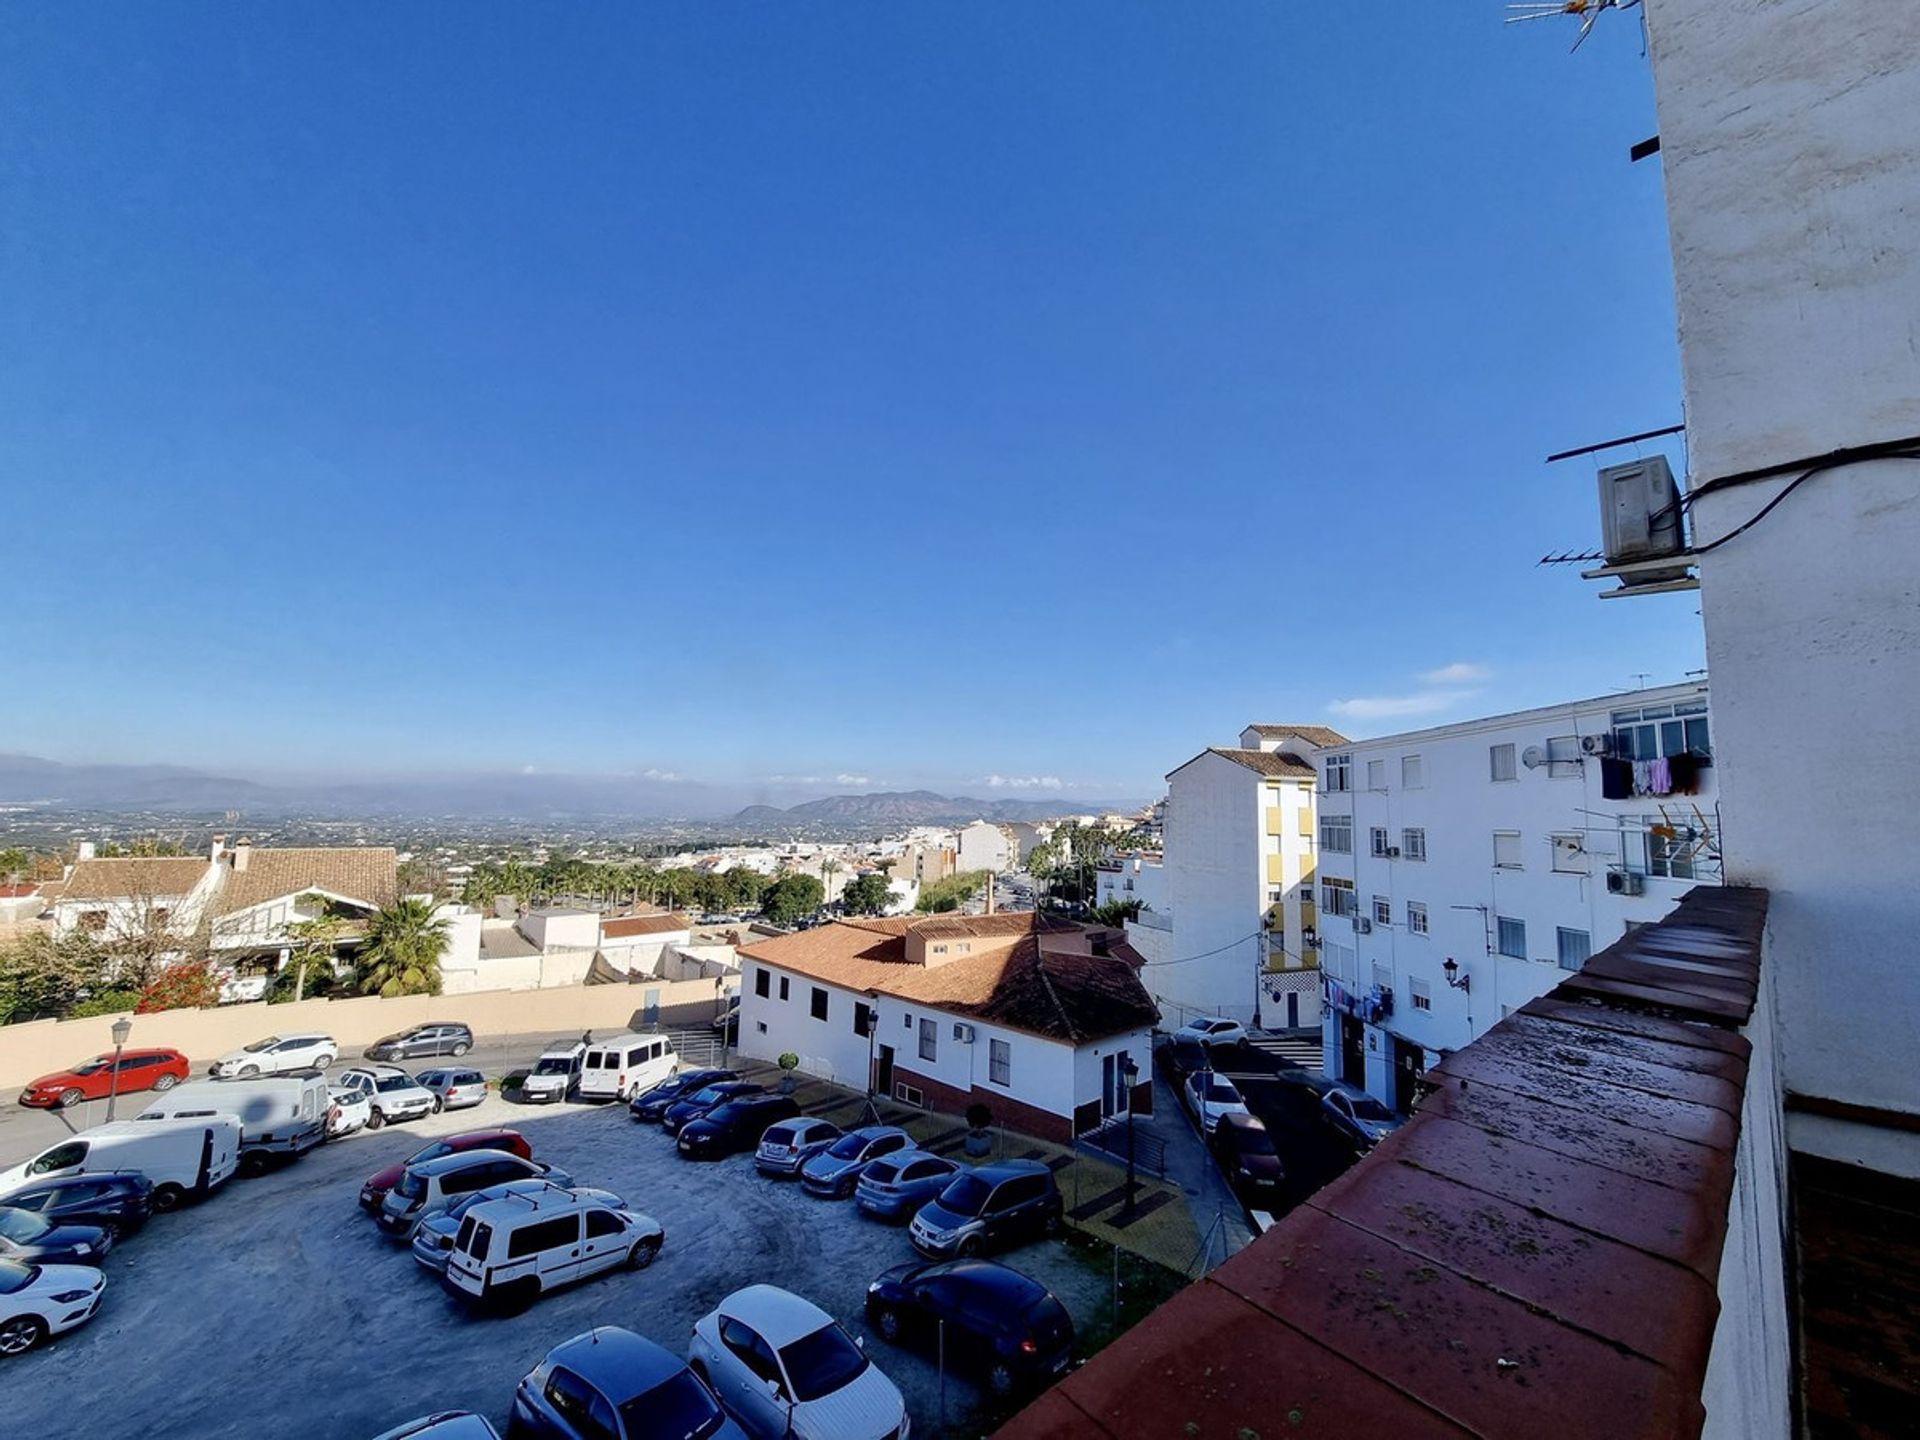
209 1033 338 1078
689 1284 908 1440
0 1258 106 1357
1185 1069 1251 1135
327 1084 372 1137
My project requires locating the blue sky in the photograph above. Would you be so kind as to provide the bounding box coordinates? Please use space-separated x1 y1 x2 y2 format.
0 3 1702 808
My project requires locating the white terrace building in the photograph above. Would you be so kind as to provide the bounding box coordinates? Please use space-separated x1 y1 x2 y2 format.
1313 682 1717 1111
737 912 1158 1143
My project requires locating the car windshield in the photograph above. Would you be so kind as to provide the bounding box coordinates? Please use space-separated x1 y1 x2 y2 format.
70 1057 112 1076
864 1161 899 1184
376 1076 418 1093
689 1086 727 1105
0 1260 38 1295
395 1172 428 1200
1203 1077 1240 1104
705 1101 752 1123
243 1037 282 1053
1234 1125 1277 1155
533 1058 573 1075
411 1141 452 1165
779 1321 871 1403
1350 1095 1396 1123
0 1209 51 1242
937 1173 994 1217
826 1133 870 1160
620 1370 725 1440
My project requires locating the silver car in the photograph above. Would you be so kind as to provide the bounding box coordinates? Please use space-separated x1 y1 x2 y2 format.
416 1067 489 1113
754 1117 843 1177
798 1126 913 1199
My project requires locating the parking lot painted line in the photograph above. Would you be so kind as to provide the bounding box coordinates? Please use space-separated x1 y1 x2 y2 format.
1103 1190 1175 1230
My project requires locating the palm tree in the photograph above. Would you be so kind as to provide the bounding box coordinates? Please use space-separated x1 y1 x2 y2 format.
356 898 449 999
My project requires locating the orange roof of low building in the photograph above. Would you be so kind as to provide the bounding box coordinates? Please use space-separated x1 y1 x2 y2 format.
601 912 693 938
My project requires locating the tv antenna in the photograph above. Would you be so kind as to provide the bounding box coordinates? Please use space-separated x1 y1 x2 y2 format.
1505 0 1642 51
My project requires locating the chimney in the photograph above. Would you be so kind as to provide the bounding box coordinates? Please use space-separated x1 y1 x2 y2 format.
232 837 252 872
210 834 228 863
984 871 995 916
76 841 96 863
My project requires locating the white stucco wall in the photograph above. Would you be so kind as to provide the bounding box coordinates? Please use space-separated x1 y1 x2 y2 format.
1648 0 1920 1126
1159 752 1265 1023
955 822 1012 875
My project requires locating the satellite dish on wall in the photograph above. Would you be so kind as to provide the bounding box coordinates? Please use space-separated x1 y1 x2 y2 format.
1521 746 1548 770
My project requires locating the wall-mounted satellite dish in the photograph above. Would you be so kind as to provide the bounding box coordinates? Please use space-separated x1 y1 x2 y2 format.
1521 746 1548 770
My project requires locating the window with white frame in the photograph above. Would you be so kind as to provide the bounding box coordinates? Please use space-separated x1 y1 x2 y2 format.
1490 743 1518 782
988 1038 1011 1086
1644 822 1718 880
1365 758 1387 791
1370 826 1390 858
918 1017 937 1062
1546 735 1583 779
1493 830 1523 869
1321 877 1357 917
1611 701 1712 763
1372 895 1392 925
1407 901 1428 935
1556 927 1591 971
1410 977 1432 1011
1496 916 1527 959
1551 833 1589 874
1324 753 1352 793
1320 814 1353 854
1402 827 1427 862
1371 961 1393 991
1401 754 1424 789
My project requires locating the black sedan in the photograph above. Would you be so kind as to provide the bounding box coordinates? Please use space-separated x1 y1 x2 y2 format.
627 1068 738 1123
864 1258 1074 1397
675 1094 802 1160
1210 1111 1284 1210
0 1206 112 1265
0 1172 152 1239
661 1081 763 1136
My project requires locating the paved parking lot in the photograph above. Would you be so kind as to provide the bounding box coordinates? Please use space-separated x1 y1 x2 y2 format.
3 1087 1121 1439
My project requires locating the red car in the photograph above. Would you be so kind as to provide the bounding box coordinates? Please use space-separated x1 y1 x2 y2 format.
357 1128 532 1211
17 1048 192 1109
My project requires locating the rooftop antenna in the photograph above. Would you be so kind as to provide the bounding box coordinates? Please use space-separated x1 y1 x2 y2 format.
1504 0 1642 51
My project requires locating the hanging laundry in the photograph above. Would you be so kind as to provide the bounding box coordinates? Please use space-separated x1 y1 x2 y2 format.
1601 756 1634 800
1669 752 1701 795
1648 756 1674 795
1631 759 1655 796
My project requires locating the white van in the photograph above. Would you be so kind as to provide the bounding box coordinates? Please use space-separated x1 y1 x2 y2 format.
443 1188 663 1306
0 1118 240 1212
519 1042 587 1104
576 1033 677 1102
135 1074 329 1176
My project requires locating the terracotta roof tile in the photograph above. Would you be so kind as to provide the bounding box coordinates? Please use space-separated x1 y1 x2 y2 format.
60 857 211 902
214 848 398 916
1244 723 1353 747
601 912 693 938
1206 747 1319 778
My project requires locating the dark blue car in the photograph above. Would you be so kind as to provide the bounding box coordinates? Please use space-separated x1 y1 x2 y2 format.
660 1081 762 1136
864 1258 1075 1397
0 1205 113 1265
508 1326 746 1439
628 1068 737 1123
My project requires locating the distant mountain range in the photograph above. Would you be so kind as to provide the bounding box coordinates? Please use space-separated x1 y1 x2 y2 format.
0 754 277 811
733 790 1136 827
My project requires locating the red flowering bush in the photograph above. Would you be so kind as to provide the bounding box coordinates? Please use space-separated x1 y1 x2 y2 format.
136 960 220 1014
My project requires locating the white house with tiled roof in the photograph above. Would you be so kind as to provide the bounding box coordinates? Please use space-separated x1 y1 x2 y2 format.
737 912 1158 1143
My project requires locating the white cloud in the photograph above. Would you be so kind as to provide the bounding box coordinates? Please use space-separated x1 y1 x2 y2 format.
984 774 1065 790
1328 691 1474 720
834 773 871 786
640 767 681 782
519 764 539 776
768 772 875 788
1419 662 1491 685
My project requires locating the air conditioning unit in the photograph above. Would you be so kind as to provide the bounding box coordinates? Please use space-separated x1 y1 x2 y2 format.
1385 846 1401 859
1355 917 1373 935
1606 869 1646 896
1580 733 1613 757
952 1022 976 1044
1597 455 1684 563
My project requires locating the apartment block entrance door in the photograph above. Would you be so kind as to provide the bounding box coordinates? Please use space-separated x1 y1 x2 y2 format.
1392 1036 1425 1114
1340 1015 1366 1087
873 1044 895 1100
1101 1052 1132 1119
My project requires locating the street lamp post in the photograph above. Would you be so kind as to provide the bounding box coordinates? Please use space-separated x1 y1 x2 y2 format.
1121 1054 1140 1216
105 1016 133 1122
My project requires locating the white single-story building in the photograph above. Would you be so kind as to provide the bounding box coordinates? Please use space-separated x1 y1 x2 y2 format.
737 912 1158 1143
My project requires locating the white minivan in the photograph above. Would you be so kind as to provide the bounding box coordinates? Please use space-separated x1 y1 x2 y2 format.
135 1074 330 1176
577 1034 677 1103
443 1189 664 1307
0 1118 240 1212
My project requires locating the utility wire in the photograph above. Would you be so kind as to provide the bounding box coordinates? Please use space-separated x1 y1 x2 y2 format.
1687 449 1920 555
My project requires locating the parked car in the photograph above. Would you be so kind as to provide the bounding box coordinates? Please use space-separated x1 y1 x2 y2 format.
677 1095 802 1160
519 1042 587 1105
378 1150 574 1239
579 1033 678 1103
412 1183 626 1274
855 1150 961 1222
417 1067 489 1113
1321 1085 1407 1150
910 1159 1063 1259
1155 1037 1209 1087
209 1033 337 1078
865 1258 1074 1396
0 1207 112 1265
0 1172 152 1240
1210 1111 1284 1209
364 1023 476 1062
444 1189 664 1307
137 1073 330 1176
799 1126 913 1199
630 1068 736 1123
328 1084 372 1137
359 1129 531 1212
509 1326 748 1440
0 1258 105 1358
662 1081 763 1137
0 1118 240 1213
372 1414 501 1440
1177 1016 1247 1049
16 1049 191 1109
335 1065 437 1129
689 1284 907 1440
1184 1070 1251 1136
753 1117 842 1177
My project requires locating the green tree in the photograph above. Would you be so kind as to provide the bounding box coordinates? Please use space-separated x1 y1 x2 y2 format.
0 930 111 1024
839 872 893 916
0 847 32 882
285 894 351 1004
1089 897 1145 926
355 897 449 998
763 873 826 926
916 871 990 914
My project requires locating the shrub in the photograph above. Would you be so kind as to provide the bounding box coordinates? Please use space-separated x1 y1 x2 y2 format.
68 989 142 1019
777 1052 800 1072
136 960 220 1014
966 1102 993 1132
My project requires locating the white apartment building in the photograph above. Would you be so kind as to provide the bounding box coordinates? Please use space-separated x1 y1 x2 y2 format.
1136 724 1345 1029
1094 852 1167 914
955 820 1013 875
1313 682 1718 1111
